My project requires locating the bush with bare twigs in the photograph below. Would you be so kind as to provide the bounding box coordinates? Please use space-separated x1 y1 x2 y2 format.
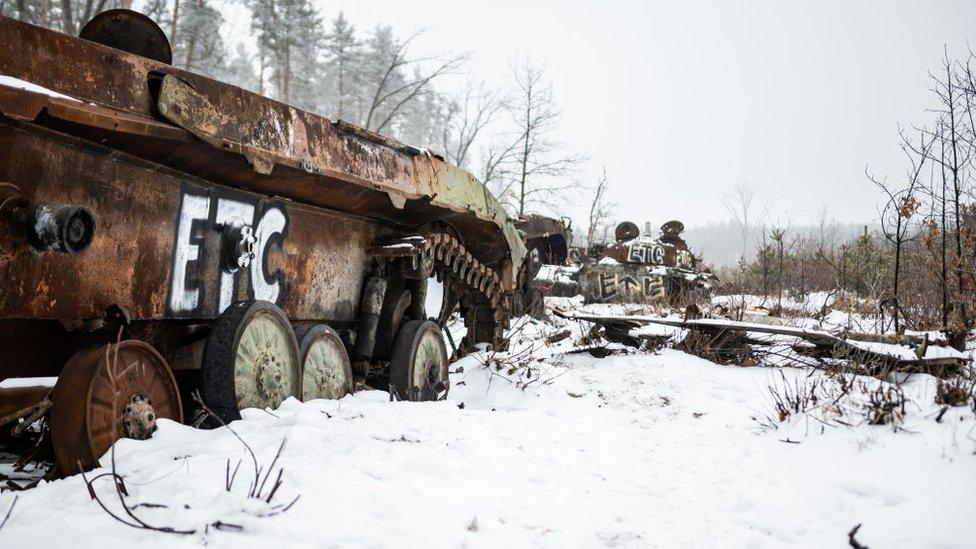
864 384 906 426
761 366 916 430
935 375 975 408
766 371 823 422
468 317 574 391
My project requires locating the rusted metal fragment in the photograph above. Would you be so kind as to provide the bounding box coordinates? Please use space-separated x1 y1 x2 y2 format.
79 9 173 64
0 386 51 428
516 214 573 265
578 220 715 306
578 264 672 305
0 84 191 141
387 192 407 209
0 85 50 121
411 153 525 273
333 119 427 156
156 74 223 146
243 148 276 175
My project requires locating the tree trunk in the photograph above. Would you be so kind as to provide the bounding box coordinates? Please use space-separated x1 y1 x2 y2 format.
337 48 346 119
777 239 784 311
282 39 291 103
60 0 73 34
940 132 949 331
892 214 902 333
169 0 180 47
947 63 969 329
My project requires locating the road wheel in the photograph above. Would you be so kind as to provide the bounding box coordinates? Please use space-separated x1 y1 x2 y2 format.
51 340 182 474
390 320 449 401
299 324 353 400
201 300 300 424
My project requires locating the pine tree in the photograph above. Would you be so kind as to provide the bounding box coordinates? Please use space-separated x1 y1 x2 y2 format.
220 43 260 92
398 83 446 148
322 11 361 121
248 0 325 111
172 0 226 77
359 24 408 129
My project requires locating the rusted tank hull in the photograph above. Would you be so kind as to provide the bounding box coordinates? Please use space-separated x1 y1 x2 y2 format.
0 120 377 323
0 16 524 275
0 119 383 379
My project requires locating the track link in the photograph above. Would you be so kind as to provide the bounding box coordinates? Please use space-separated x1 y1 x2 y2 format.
368 233 511 349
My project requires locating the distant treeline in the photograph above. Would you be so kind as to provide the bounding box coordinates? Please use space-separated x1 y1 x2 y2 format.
684 220 871 268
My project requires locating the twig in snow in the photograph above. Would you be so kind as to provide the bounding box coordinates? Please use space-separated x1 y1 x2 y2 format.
80 445 196 535
848 523 869 549
0 495 18 532
191 391 300 515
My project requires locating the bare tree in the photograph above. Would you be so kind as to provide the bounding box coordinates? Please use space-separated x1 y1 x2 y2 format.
869 130 935 333
439 83 502 168
480 139 518 190
899 50 976 333
503 58 581 217
815 204 839 254
169 0 179 47
769 223 791 311
586 167 614 249
361 28 466 134
56 0 110 35
757 226 771 305
722 182 760 259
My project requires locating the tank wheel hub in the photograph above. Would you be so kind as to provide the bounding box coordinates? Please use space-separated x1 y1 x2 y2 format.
300 324 353 401
391 320 449 401
50 340 183 474
119 393 156 440
254 348 286 402
234 311 296 407
202 301 301 424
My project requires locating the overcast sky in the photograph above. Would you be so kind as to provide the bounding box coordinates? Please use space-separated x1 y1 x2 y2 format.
229 1 974 228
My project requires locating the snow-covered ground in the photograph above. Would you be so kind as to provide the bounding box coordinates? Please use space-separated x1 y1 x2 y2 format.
1 305 974 548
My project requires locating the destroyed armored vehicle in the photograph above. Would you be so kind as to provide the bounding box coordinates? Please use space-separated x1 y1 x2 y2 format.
510 213 575 316
577 220 715 306
0 11 525 474
515 214 574 267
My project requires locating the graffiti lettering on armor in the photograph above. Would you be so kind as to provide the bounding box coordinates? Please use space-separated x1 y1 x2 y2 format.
168 184 289 317
598 272 617 299
676 250 694 269
590 272 667 303
627 243 666 265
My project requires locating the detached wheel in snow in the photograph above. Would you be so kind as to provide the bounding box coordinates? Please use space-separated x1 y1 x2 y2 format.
390 320 449 401
299 324 353 400
201 300 300 423
51 340 183 474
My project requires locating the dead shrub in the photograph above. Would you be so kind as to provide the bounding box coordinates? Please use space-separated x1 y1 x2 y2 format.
766 371 822 422
678 327 754 365
864 384 906 425
935 375 975 407
831 293 878 316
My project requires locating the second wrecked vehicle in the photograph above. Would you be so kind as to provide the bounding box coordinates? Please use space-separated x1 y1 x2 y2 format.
577 220 715 306
533 220 715 307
